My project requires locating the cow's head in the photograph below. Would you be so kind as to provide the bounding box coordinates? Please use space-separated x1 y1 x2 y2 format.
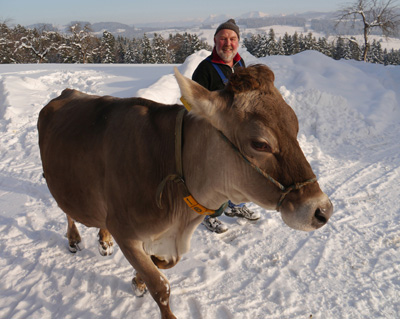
175 65 333 231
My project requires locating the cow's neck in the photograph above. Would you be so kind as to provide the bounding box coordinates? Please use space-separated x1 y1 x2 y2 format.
182 113 234 211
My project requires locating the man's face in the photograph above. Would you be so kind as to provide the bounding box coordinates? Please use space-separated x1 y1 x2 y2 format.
214 29 239 64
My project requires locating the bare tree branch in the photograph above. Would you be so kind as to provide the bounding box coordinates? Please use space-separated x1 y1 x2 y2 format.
336 0 400 61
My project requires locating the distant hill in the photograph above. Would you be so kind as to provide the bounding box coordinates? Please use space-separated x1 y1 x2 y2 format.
90 22 144 38
237 11 270 19
24 10 400 45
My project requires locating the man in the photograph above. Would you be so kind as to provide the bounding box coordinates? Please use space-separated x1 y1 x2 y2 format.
192 19 261 233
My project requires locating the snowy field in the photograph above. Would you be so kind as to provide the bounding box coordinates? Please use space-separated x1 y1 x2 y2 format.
0 50 399 319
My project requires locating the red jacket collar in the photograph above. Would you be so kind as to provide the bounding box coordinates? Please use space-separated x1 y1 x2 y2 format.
210 47 242 65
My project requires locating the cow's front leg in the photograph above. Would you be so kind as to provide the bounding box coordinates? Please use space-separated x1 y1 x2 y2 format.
132 271 148 297
116 238 176 319
98 229 114 256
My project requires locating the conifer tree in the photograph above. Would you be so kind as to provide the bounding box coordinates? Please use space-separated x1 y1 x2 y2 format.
348 37 361 61
243 34 259 56
303 32 317 51
292 32 301 53
115 36 126 63
152 33 169 63
317 37 332 57
125 42 135 63
275 37 285 55
101 31 116 63
175 32 193 63
333 36 346 60
0 22 14 63
267 28 279 55
130 38 143 63
368 39 384 64
282 33 292 56
141 34 155 63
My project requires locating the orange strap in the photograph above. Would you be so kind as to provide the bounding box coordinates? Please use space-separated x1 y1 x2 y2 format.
183 195 216 216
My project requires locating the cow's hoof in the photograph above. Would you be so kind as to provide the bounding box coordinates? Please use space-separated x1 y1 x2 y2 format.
131 278 148 297
98 241 114 256
68 242 82 253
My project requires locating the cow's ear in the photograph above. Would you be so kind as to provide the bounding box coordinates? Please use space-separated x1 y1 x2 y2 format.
174 67 226 121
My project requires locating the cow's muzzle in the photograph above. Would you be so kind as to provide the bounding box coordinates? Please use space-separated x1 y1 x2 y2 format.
311 199 333 229
281 194 333 231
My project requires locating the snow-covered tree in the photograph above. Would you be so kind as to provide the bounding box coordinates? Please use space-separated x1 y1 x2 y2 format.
66 23 98 63
336 0 400 61
282 32 292 55
175 33 193 63
333 36 346 60
190 34 203 52
141 33 155 63
385 48 400 64
348 37 362 60
292 32 301 53
152 33 169 63
0 22 15 63
257 34 270 57
129 38 143 63
368 39 384 63
243 34 259 56
101 31 116 63
124 42 135 63
302 32 317 51
275 37 285 55
15 27 62 63
115 36 126 63
267 28 279 55
317 37 332 57
170 32 211 63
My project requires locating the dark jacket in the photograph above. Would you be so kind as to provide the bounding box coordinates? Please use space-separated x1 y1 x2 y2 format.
192 48 245 91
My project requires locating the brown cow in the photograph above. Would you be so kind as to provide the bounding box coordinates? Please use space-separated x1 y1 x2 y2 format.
38 64 333 319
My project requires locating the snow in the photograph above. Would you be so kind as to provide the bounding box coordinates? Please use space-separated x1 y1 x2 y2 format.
1 49 400 319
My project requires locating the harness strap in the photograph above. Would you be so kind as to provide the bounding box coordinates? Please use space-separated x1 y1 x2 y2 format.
206 57 243 85
217 130 317 211
156 108 226 216
156 109 188 209
175 107 186 177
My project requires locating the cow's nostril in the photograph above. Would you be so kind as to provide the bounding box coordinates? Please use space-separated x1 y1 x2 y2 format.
314 208 327 225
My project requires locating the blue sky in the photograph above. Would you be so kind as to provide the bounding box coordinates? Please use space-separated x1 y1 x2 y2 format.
1 0 346 26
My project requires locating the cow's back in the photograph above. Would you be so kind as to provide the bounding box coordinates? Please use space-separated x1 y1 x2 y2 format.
38 89 179 230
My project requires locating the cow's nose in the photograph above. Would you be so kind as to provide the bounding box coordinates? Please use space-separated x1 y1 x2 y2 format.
313 200 333 228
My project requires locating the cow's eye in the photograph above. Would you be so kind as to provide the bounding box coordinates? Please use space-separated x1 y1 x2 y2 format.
251 140 272 153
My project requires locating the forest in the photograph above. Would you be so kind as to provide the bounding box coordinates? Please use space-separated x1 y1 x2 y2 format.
1 22 399 65
243 28 400 65
0 23 212 64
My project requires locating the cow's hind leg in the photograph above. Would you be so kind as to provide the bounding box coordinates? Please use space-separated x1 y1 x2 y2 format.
67 216 82 253
98 229 114 256
115 238 176 319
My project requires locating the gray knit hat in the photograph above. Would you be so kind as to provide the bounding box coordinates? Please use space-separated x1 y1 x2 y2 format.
214 19 240 39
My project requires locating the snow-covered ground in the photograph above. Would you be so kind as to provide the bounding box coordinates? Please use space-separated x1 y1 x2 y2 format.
0 50 399 319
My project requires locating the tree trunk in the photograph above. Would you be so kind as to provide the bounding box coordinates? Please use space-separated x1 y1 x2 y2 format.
362 25 369 62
